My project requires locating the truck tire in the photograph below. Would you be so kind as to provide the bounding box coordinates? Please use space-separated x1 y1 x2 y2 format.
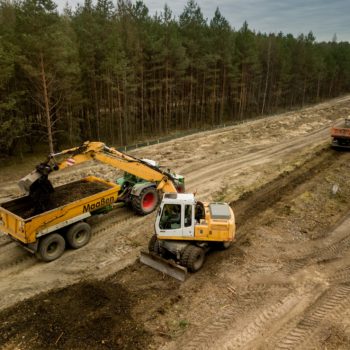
132 187 159 215
180 245 205 272
148 234 161 254
37 233 66 262
66 222 92 249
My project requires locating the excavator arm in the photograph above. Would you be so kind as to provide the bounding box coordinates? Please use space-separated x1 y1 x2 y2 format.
19 141 179 194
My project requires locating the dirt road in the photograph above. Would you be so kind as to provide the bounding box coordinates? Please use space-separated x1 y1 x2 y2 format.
0 96 350 349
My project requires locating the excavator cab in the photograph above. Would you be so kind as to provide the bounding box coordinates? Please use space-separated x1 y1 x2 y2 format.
155 193 196 238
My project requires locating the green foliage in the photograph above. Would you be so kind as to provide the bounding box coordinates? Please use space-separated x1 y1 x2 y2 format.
1 0 350 156
0 118 25 154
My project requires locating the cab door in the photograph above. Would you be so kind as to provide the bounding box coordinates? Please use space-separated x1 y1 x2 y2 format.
156 203 183 238
182 204 194 237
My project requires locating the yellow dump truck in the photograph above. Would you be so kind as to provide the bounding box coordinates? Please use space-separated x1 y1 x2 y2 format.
0 176 119 261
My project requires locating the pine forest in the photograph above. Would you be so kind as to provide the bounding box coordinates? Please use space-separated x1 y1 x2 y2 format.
1 0 350 155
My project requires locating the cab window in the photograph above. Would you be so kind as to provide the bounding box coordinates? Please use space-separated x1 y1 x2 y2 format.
160 204 181 229
185 205 192 227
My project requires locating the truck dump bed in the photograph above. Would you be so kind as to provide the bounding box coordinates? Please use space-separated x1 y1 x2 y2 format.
0 176 119 245
331 119 350 148
331 126 350 138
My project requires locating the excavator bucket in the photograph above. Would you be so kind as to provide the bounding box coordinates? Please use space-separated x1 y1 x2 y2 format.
140 250 188 282
18 170 43 194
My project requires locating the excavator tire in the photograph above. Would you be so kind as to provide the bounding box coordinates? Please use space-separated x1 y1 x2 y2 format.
37 233 66 262
215 241 232 250
66 222 92 249
148 234 161 254
132 187 159 215
180 245 205 272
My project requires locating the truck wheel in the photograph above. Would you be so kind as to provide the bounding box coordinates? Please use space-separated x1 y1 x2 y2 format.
148 234 161 254
37 233 66 262
66 222 92 249
132 187 159 215
181 245 205 272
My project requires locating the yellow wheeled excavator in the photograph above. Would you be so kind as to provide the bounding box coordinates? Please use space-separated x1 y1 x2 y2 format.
140 193 236 281
19 141 184 216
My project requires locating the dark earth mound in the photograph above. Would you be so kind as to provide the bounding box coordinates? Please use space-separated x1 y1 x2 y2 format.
49 180 111 209
0 280 150 349
3 179 111 219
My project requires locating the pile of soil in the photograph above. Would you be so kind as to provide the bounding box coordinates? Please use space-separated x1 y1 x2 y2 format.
49 180 111 209
0 280 150 349
4 180 111 219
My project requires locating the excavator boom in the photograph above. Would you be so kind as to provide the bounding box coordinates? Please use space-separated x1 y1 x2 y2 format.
19 141 179 195
48 142 178 193
18 141 183 215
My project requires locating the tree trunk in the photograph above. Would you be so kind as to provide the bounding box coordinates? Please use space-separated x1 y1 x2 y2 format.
211 64 217 125
141 64 144 138
92 72 100 140
165 60 169 133
187 68 193 129
117 80 123 145
220 65 226 124
302 77 307 106
200 72 206 126
239 65 245 119
261 38 271 115
316 73 321 101
123 73 128 144
39 52 54 154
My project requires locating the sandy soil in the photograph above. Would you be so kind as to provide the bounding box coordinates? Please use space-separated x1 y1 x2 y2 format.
0 95 350 349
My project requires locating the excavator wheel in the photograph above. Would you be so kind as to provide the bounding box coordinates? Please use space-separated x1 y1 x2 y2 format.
36 233 66 262
148 234 161 254
66 222 92 249
132 187 159 215
180 245 205 272
222 241 232 249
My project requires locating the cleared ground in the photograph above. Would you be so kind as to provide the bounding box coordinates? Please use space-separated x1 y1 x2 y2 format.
0 96 350 349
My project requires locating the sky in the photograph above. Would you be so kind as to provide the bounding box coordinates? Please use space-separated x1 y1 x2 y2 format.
58 0 350 42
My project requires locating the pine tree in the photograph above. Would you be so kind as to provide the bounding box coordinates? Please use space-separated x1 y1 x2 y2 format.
15 0 80 153
0 1 24 155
